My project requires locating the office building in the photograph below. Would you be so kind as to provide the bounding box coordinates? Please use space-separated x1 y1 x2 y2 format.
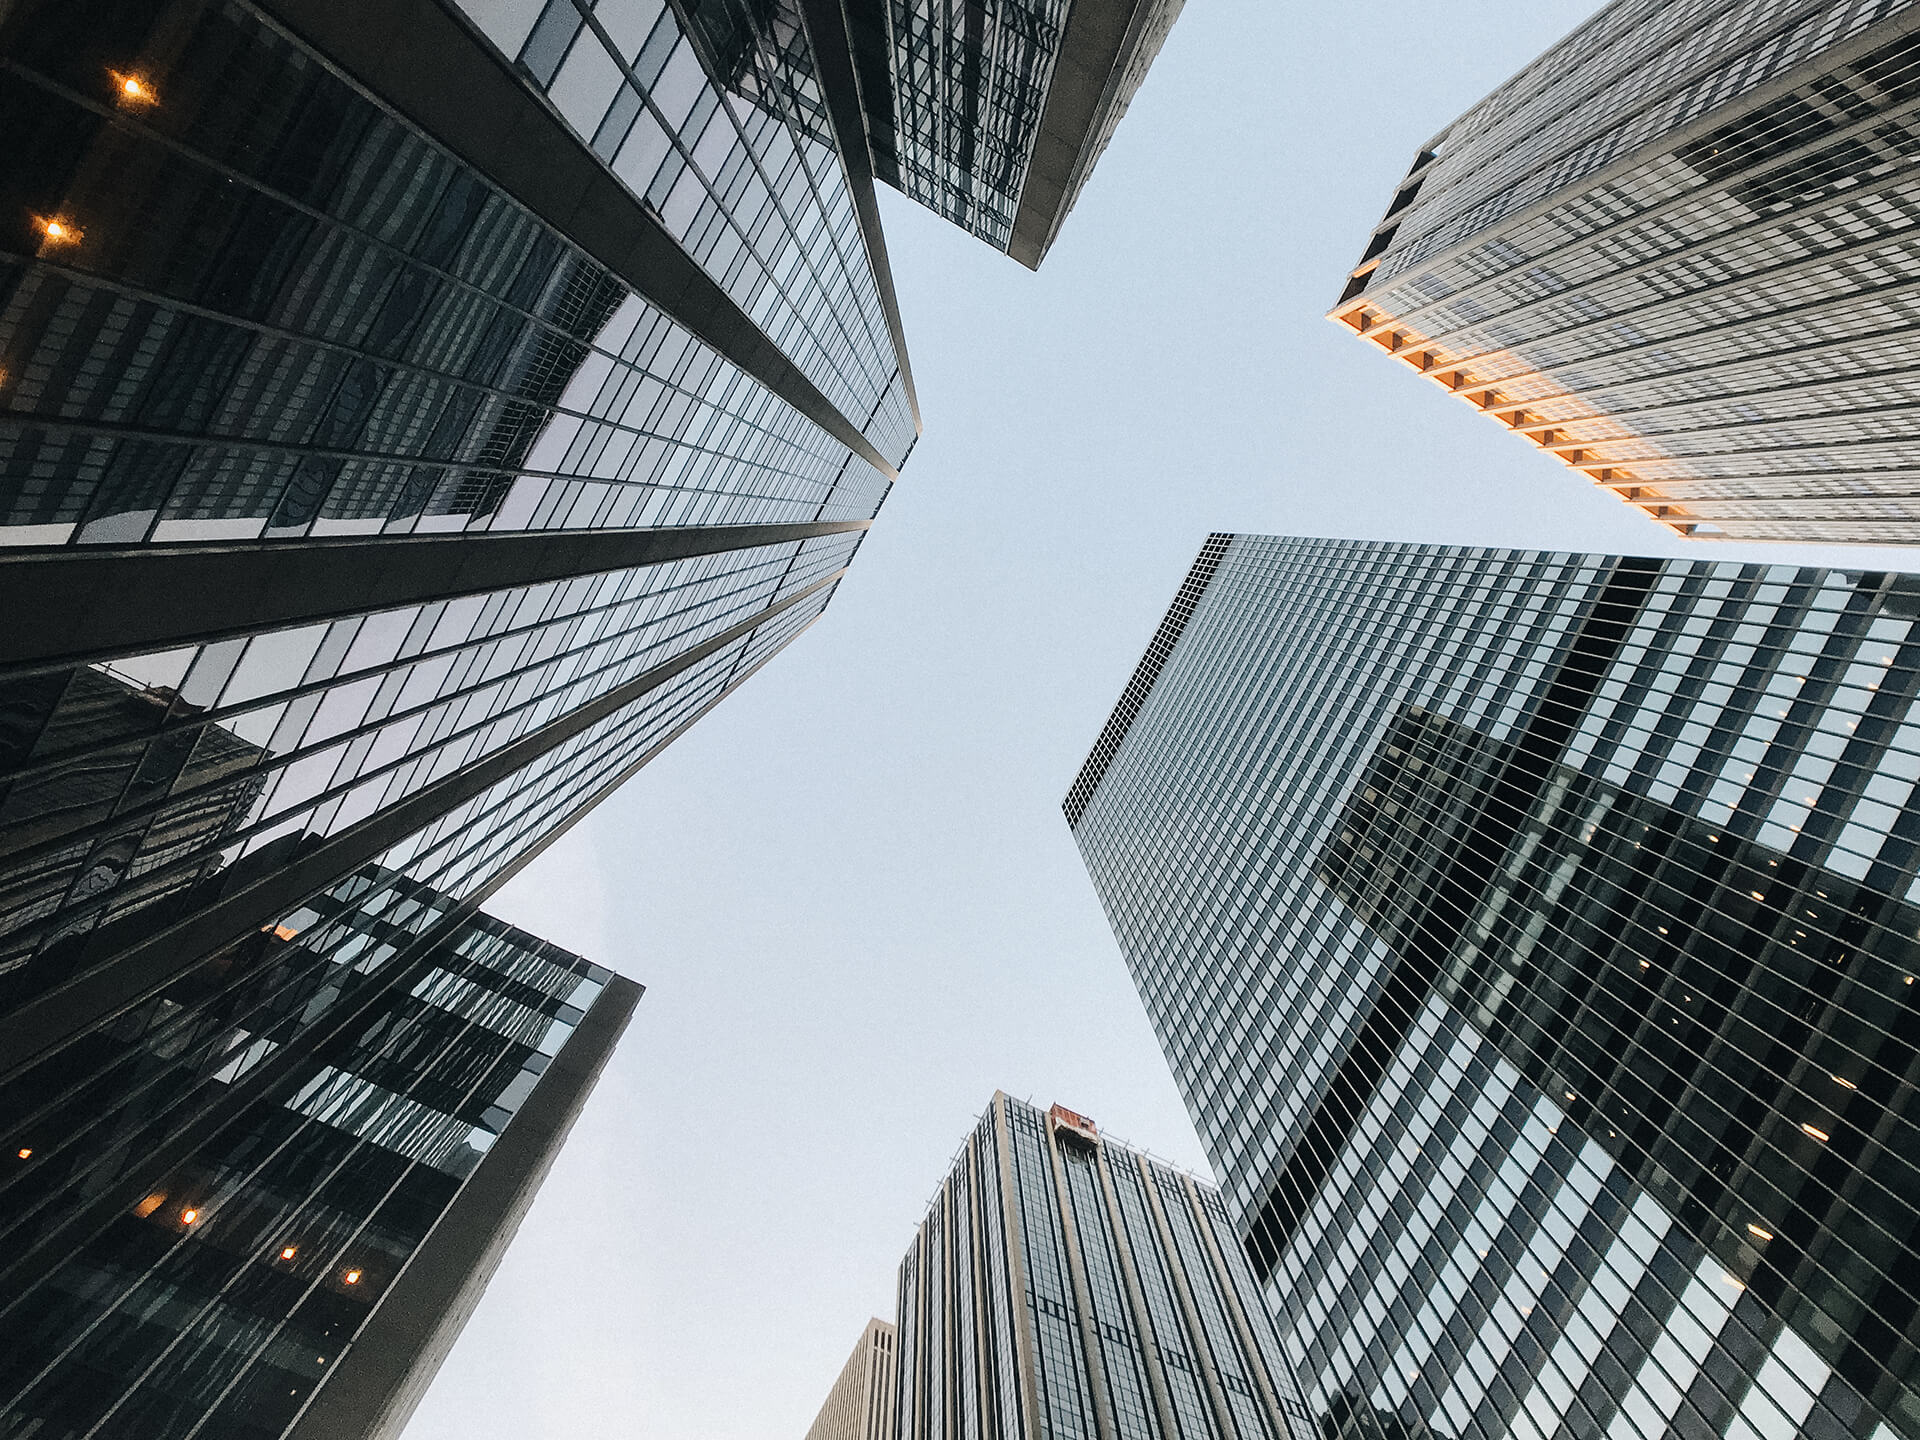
0 865 640 1440
894 1092 1307 1440
0 0 912 1104
839 0 1188 265
1069 534 1920 1440
0 0 1181 1070
806 1317 897 1440
1332 0 1920 544
0 0 1179 1427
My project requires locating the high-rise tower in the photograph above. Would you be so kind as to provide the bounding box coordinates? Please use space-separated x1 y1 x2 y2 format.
0 0 1180 1267
1333 1 1920 544
0 865 639 1440
805 1317 898 1440
0 0 1182 1429
1070 534 1920 1440
895 1092 1307 1440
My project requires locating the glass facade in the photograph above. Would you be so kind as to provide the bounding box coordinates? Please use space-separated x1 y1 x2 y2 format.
1069 534 1920 1440
841 0 1185 264
894 1092 1308 1440
0 0 899 1060
0 865 638 1440
1333 0 1920 545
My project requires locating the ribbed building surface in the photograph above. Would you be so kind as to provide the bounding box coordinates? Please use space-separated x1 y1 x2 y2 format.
805 1317 897 1440
1070 534 1920 1440
1333 0 1920 544
895 1092 1308 1440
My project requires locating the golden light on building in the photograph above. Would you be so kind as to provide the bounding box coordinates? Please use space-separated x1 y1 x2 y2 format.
342 1269 361 1285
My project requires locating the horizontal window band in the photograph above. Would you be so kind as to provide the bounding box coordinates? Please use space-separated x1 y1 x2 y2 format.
0 567 842 1083
0 518 867 674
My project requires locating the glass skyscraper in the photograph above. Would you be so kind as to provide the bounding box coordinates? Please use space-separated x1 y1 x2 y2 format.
894 1092 1309 1440
1069 534 1920 1440
1334 0 1920 545
0 0 1179 1435
0 863 639 1440
847 0 1188 265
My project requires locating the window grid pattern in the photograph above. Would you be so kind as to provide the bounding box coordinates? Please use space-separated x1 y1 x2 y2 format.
893 1094 1303 1440
0 0 893 547
0 873 613 1440
1338 1 1920 543
882 0 1070 250
1069 535 1920 1439
0 583 819 1328
0 528 858 988
466 0 914 466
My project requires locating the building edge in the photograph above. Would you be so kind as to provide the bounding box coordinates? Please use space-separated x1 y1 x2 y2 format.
283 973 644 1440
1064 533 1233 828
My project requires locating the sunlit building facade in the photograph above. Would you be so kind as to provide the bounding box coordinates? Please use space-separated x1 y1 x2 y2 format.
895 1092 1308 1440
1070 534 1920 1440
1333 0 1920 544
0 865 639 1440
806 1317 898 1440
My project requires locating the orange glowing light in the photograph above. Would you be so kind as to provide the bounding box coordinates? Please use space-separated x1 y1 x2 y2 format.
109 70 157 107
343 1269 361 1285
280 1246 298 1261
181 1208 200 1225
1747 1223 1773 1241
35 216 82 249
15 1148 30 1160
133 1192 167 1219
1801 1124 1829 1143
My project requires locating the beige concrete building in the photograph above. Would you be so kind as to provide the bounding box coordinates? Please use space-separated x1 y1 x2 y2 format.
804 1318 897 1440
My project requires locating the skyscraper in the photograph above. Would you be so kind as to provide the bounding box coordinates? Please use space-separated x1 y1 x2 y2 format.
1333 0 1920 545
0 0 1179 1429
806 1317 898 1440
0 864 640 1440
835 0 1189 265
0 0 1181 1080
1070 535 1920 1440
894 1092 1308 1440
0 0 909 1107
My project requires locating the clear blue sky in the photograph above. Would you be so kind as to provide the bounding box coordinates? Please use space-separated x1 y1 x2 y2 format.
402 4 1920 1436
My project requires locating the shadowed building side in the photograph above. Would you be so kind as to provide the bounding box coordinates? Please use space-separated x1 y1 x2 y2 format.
1069 533 1920 1440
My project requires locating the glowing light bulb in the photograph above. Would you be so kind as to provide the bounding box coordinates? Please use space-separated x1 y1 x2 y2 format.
281 1246 298 1260
343 1269 362 1285
181 1208 199 1225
